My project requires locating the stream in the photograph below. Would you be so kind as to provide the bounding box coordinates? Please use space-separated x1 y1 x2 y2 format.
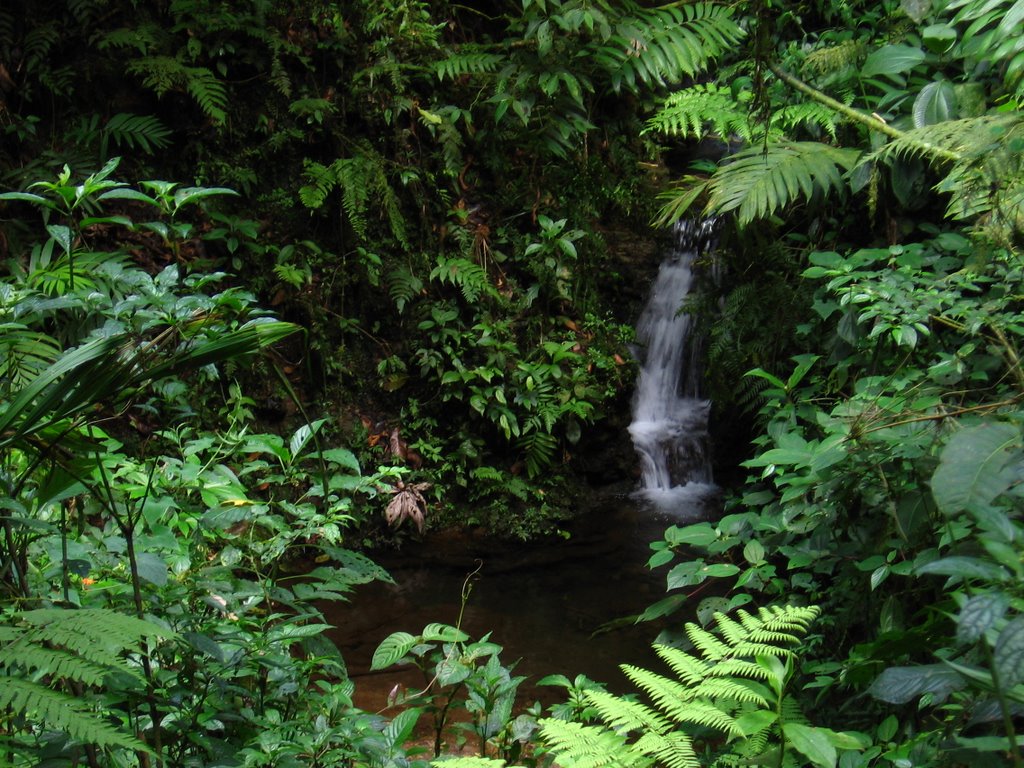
329 220 719 711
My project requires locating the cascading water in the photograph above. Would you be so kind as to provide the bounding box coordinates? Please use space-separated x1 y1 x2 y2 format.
628 219 717 511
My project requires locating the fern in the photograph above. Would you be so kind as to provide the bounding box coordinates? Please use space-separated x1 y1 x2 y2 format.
801 40 865 79
387 264 424 313
0 608 172 754
948 0 1024 107
591 3 745 92
125 56 228 124
102 113 173 155
517 430 558 478
707 142 862 225
644 84 756 142
871 114 1024 227
299 149 409 247
540 605 821 768
429 256 493 303
433 50 506 81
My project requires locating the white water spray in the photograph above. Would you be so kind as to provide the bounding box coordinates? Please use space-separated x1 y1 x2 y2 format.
628 220 717 510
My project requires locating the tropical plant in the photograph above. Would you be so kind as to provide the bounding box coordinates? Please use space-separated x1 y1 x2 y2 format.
541 605 874 768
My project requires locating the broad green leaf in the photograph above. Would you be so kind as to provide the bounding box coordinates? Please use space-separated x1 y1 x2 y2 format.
45 225 72 253
784 723 836 768
994 617 1024 687
861 45 926 77
384 707 421 746
913 81 957 127
958 592 1011 644
422 623 470 643
370 631 419 670
320 448 360 472
916 555 1009 581
735 710 777 736
134 552 168 587
922 24 957 54
868 664 965 704
931 423 1020 516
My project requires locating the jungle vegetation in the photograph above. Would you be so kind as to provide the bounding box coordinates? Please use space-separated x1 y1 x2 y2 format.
0 0 1022 766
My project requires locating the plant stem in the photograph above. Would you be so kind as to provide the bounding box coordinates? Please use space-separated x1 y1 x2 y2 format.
767 63 962 163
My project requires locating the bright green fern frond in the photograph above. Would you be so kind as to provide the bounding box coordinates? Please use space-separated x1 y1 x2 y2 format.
387 265 424 314
870 115 1018 164
539 718 653 768
652 643 712 685
711 612 746 648
690 677 770 707
771 101 844 141
707 142 861 225
644 84 754 141
0 608 171 754
632 730 699 768
753 605 821 634
685 623 732 661
622 666 749 733
711 659 774 681
299 160 335 209
584 689 673 735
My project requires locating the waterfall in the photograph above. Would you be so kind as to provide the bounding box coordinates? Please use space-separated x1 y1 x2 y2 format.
628 219 717 510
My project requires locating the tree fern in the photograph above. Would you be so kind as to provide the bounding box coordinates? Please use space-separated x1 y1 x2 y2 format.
539 605 822 768
706 142 862 225
0 608 172 754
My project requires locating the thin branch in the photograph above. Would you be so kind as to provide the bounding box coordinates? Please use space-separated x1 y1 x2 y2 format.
767 63 962 164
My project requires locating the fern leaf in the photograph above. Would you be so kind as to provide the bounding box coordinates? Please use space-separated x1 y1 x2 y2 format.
429 256 492 303
707 142 861 224
434 51 506 81
585 689 673 734
633 730 699 768
387 265 424 313
593 3 745 92
517 430 558 477
644 84 753 141
652 643 712 685
685 624 732 661
102 113 173 155
539 719 652 768
0 678 145 752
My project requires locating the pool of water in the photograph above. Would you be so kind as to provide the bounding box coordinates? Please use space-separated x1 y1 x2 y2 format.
326 485 711 712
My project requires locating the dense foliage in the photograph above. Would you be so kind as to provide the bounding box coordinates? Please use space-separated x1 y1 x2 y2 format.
1 0 1023 766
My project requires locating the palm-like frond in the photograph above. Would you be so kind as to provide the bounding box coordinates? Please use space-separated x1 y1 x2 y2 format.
706 142 861 225
591 3 744 92
870 113 1024 228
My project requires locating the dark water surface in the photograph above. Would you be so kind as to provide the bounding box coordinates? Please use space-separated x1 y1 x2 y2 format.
326 486 708 711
